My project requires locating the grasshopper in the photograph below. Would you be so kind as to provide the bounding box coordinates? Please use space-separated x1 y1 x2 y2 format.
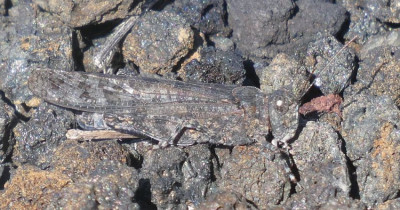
28 68 302 149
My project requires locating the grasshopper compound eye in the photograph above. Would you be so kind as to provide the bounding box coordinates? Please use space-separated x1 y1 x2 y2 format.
273 95 289 113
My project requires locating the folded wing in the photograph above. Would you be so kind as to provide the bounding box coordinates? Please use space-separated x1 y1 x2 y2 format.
28 69 238 113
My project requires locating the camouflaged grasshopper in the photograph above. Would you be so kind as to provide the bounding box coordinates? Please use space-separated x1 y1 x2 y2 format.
28 67 305 150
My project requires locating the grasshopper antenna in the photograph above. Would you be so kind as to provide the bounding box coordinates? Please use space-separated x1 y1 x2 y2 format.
300 36 358 98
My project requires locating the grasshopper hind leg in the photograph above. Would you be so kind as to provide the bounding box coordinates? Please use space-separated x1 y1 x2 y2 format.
103 114 212 146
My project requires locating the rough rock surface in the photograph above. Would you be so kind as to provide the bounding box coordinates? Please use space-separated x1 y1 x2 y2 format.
226 0 295 58
0 2 73 104
305 34 356 95
227 0 347 59
33 0 143 28
183 46 245 85
123 10 194 75
284 122 351 208
354 31 400 106
217 146 292 208
166 0 229 36
340 0 397 42
342 93 400 204
260 53 309 98
12 103 74 168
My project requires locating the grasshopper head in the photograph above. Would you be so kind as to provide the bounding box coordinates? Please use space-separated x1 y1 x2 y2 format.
268 87 300 148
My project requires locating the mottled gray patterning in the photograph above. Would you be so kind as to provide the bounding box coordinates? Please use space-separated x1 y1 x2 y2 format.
29 69 303 149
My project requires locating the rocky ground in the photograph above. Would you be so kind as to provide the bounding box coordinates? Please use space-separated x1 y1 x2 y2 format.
0 0 399 209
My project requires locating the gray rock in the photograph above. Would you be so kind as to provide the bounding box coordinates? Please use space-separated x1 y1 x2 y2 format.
49 140 138 208
122 10 194 75
2 139 139 209
0 0 6 16
226 0 295 58
284 0 348 57
0 99 12 164
260 34 356 98
342 93 400 206
340 0 388 43
184 46 245 85
349 31 400 106
356 0 400 23
227 0 347 59
137 144 213 209
0 99 13 189
360 30 400 55
260 53 309 99
285 122 351 208
209 36 235 52
13 103 74 168
377 198 400 209
166 0 229 35
314 197 366 209
0 1 73 104
49 160 140 209
216 145 292 208
0 164 74 209
33 0 143 28
306 34 356 95
288 0 348 50
196 191 258 210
